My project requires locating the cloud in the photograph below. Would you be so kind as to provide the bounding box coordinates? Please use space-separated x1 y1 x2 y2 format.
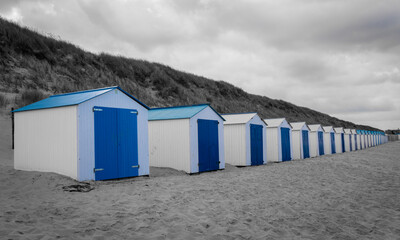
0 0 399 129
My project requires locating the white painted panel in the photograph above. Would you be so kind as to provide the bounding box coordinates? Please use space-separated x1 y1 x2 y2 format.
323 132 332 155
335 133 343 153
344 134 351 152
351 134 356 150
360 134 365 149
292 131 302 160
266 127 279 162
309 131 318 157
190 107 225 173
356 135 361 149
14 106 78 179
224 124 246 166
78 89 149 181
149 119 190 172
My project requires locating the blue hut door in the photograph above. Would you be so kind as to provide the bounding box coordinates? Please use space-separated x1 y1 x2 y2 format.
94 107 139 180
302 130 310 159
349 135 353 151
355 135 358 150
318 131 324 155
281 128 291 161
250 124 263 165
330 132 336 154
198 119 220 172
341 133 345 152
117 108 139 178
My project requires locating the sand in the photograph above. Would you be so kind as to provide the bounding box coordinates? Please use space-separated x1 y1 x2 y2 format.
0 113 399 239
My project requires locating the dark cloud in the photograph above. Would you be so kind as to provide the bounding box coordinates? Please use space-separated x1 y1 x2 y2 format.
0 0 399 129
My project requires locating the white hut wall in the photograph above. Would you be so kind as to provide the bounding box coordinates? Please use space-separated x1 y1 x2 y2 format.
224 124 246 166
14 106 78 180
149 119 191 173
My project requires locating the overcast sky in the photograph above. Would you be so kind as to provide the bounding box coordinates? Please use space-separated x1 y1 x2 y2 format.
1 0 400 130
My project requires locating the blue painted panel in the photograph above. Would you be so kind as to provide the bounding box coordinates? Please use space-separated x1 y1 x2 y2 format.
330 133 336 154
250 124 263 165
281 128 291 161
94 106 139 180
198 119 220 172
318 132 324 155
117 108 139 178
354 135 358 150
302 130 310 159
341 133 345 152
349 135 353 151
94 107 118 180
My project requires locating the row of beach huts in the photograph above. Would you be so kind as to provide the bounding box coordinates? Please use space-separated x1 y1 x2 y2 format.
13 86 391 181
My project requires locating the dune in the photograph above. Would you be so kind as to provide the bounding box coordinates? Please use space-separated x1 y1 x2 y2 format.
0 114 399 239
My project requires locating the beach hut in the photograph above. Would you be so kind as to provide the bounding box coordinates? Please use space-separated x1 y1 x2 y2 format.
351 129 358 150
148 104 225 174
13 86 150 181
222 113 267 166
308 124 324 157
264 118 293 162
334 127 345 153
322 126 336 155
344 129 353 152
291 122 311 159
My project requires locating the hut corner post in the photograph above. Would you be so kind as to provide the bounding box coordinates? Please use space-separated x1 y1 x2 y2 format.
11 107 14 149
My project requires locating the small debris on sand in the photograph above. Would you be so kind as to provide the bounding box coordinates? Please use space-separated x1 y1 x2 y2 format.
62 183 94 192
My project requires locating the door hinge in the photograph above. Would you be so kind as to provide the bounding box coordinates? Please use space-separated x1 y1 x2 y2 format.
131 111 138 115
93 108 103 112
132 165 140 168
94 168 104 172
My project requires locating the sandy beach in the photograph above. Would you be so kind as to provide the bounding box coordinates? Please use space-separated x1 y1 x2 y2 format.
0 113 399 240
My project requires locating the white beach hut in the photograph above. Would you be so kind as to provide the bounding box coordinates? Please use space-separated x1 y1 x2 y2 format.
344 129 353 152
13 86 150 181
264 118 293 162
290 122 311 159
308 124 325 158
222 113 267 166
334 127 345 153
148 104 225 174
322 126 336 155
351 129 358 150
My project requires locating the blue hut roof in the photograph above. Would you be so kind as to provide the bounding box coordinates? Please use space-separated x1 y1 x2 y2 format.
149 104 225 121
13 86 149 112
